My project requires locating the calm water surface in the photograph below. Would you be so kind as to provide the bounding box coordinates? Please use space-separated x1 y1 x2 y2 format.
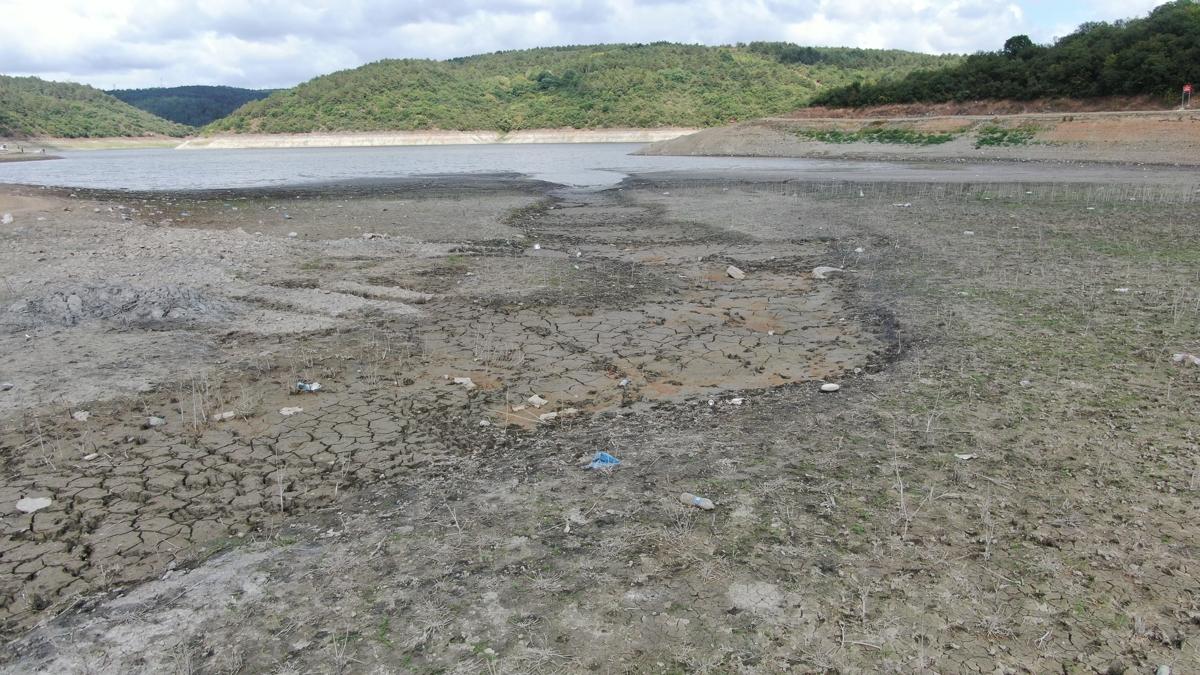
0 142 1187 191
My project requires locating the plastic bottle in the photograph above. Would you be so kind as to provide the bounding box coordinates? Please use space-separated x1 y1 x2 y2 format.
679 493 714 510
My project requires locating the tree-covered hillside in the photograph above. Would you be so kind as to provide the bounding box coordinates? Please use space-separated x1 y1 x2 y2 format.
814 0 1200 107
207 43 959 133
108 86 273 126
0 75 189 138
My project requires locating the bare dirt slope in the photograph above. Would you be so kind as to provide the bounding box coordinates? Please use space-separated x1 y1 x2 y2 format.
1 168 1199 673
641 110 1200 166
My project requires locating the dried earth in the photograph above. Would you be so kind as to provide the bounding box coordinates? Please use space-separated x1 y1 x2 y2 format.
0 162 1198 673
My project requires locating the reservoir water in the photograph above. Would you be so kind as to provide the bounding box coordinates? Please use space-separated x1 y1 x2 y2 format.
0 142 1192 191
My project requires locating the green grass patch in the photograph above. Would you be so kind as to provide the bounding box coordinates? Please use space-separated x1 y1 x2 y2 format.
797 127 957 146
974 125 1037 148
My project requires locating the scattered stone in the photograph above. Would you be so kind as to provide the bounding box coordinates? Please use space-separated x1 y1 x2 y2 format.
71 411 90 422
279 407 303 416
452 377 476 390
812 266 842 280
680 493 715 510
1104 661 1126 675
146 416 166 427
16 497 52 513
819 383 841 393
214 411 236 421
527 394 548 408
1 213 12 225
538 411 558 422
726 265 745 280
1156 667 1170 675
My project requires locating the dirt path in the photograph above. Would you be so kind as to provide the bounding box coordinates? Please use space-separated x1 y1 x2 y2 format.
1 169 1198 672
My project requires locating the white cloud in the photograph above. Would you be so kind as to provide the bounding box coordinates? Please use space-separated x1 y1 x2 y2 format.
0 0 1174 89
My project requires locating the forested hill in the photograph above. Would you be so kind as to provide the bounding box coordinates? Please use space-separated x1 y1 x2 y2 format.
108 86 273 126
0 76 189 138
814 0 1200 107
206 43 959 133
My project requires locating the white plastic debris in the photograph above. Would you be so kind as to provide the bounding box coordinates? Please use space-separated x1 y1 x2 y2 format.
533 243 542 250
16 497 52 513
146 416 166 427
0 383 12 391
618 378 631 388
726 265 746 280
214 411 236 421
955 454 978 461
854 247 865 253
287 231 298 238
1171 353 1200 367
819 383 841 393
1 213 12 225
1114 288 1130 294
680 493 714 510
728 397 744 406
962 230 975 236
812 266 843 280
83 453 99 461
527 394 548 408
479 419 492 427
452 377 476 389
279 407 303 416
893 202 912 208
296 381 321 392
71 411 90 422
538 411 558 422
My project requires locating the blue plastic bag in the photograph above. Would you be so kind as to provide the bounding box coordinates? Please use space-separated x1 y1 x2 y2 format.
587 451 621 470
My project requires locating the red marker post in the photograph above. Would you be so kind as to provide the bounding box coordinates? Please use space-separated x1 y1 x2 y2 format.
1185 83 1193 109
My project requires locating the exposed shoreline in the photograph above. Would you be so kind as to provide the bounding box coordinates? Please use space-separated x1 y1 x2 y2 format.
640 110 1200 166
177 127 697 149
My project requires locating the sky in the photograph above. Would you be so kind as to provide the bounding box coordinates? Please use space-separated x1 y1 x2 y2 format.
0 0 1169 90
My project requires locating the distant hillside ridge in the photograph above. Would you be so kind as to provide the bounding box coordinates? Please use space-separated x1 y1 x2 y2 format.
813 0 1200 108
109 85 273 127
0 75 189 138
206 42 960 134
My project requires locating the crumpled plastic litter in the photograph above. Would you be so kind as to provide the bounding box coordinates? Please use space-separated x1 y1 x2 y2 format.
586 451 621 470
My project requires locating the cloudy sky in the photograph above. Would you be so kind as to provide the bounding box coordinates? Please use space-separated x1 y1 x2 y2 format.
0 0 1168 90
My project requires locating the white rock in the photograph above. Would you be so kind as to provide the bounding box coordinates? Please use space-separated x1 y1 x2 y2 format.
511 404 527 412
812 266 843 280
146 416 166 427
1114 287 1130 293
16 497 52 513
533 243 541 250
963 230 975 236
287 231 298 238
854 247 865 253
726 265 745 280
453 377 477 389
527 394 548 408
819 383 841 393
71 411 90 422
214 411 236 421
1 213 12 225
83 453 99 461
955 453 977 461
538 411 558 422
279 407 303 416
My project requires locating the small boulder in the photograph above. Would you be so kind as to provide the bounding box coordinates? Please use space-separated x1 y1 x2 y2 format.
726 265 746 280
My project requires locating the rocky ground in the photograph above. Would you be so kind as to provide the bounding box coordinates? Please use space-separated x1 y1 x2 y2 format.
0 166 1198 673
